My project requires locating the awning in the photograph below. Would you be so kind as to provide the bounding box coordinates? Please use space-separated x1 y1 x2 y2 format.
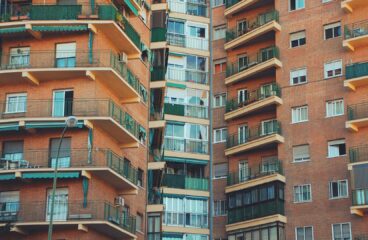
0 123 19 132
0 27 26 34
124 0 139 16
167 82 186 89
22 172 80 179
25 121 84 129
164 156 208 165
0 173 16 180
32 25 88 32
169 52 186 57
162 233 183 238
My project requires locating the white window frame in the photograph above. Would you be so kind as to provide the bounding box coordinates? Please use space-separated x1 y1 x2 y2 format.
292 105 308 123
324 22 341 40
290 68 307 85
5 93 27 114
331 223 352 240
213 93 226 108
213 25 226 40
295 226 314 240
329 179 349 199
289 0 305 11
324 60 343 79
328 139 346 158
212 0 225 7
214 59 226 74
290 31 306 48
293 145 310 163
326 99 344 117
213 163 228 179
293 184 312 203
214 128 227 143
214 200 227 216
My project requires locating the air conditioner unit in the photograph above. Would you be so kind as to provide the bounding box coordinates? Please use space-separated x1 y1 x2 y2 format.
118 52 128 64
114 196 125 207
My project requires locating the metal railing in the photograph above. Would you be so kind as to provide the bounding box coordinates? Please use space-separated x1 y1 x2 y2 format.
346 61 368 80
168 0 208 17
166 67 209 85
226 83 281 113
345 19 368 40
225 0 240 8
0 50 140 93
347 102 368 120
164 102 208 119
0 200 136 234
0 148 138 185
0 3 140 48
226 46 279 78
227 160 283 186
352 189 368 206
167 32 209 51
226 10 279 42
0 99 140 139
227 199 284 224
349 145 368 163
226 120 282 149
164 137 209 154
162 173 209 191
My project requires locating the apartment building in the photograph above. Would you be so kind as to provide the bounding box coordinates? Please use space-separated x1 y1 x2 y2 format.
148 0 211 239
211 0 368 239
0 0 150 239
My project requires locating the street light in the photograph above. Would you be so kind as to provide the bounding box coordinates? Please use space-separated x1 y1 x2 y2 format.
47 116 78 240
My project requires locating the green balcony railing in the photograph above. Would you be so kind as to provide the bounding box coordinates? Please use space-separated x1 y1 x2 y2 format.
352 189 368 206
164 137 208 154
162 173 209 191
151 66 167 81
227 199 284 224
0 148 138 185
225 0 240 8
226 10 279 42
226 83 281 113
0 200 136 234
227 160 283 186
0 99 141 140
344 19 368 40
151 27 167 42
166 67 209 85
164 103 208 119
226 120 282 149
349 145 368 163
347 102 368 121
346 61 368 80
226 46 279 78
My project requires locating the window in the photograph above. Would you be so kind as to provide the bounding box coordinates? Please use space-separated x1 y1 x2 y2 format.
328 139 346 158
147 214 161 239
214 163 228 179
136 213 143 232
2 141 24 161
0 191 20 215
324 22 341 40
292 106 308 123
214 128 227 143
293 145 310 162
290 31 306 48
290 68 307 85
238 54 248 71
5 93 27 113
168 20 184 34
214 60 226 74
213 93 226 107
322 0 332 2
137 168 144 187
9 47 30 66
238 125 248 144
332 223 351 240
329 180 348 199
53 90 74 117
290 0 305 11
324 60 342 79
237 19 247 35
50 138 71 168
261 119 277 135
326 99 344 117
296 226 313 240
214 200 227 216
214 25 226 40
212 0 225 7
239 161 249 182
294 184 312 203
189 25 206 38
237 89 247 103
55 42 76 67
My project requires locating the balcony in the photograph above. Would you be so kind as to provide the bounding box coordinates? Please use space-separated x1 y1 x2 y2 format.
225 0 264 17
162 173 209 191
0 3 141 55
351 189 368 216
344 61 368 90
164 137 209 155
225 83 282 121
346 102 368 131
0 50 141 103
225 121 284 156
167 32 209 54
344 20 368 51
164 103 208 121
225 46 281 85
0 200 136 238
147 189 165 212
226 160 284 194
0 148 138 192
341 0 367 13
166 67 209 85
168 0 208 18
225 10 280 50
151 27 167 43
0 99 141 147
349 145 368 168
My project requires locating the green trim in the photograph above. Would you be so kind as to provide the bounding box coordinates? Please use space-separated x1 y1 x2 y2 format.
0 174 16 180
164 156 208 165
169 52 186 57
167 82 186 89
0 123 19 132
124 0 139 16
32 25 88 32
0 27 26 34
22 172 80 179
25 121 84 129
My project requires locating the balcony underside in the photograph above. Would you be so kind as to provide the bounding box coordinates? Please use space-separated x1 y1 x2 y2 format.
225 173 285 194
162 225 209 235
168 12 210 25
0 118 139 148
0 68 140 103
148 161 166 170
343 35 368 51
150 80 167 89
225 58 282 85
147 204 165 213
225 21 281 50
0 21 140 57
225 0 267 17
350 205 368 216
344 75 368 91
225 214 286 232
225 134 284 156
149 120 166 129
161 187 209 197
164 150 210 161
225 96 282 121
346 118 368 131
168 45 209 58
164 114 209 126
0 221 136 239
151 3 168 11
341 0 366 13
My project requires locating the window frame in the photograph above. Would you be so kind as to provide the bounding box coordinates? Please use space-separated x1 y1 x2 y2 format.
290 30 306 48
329 179 349 200
5 93 27 114
213 93 227 108
295 226 314 240
289 0 305 11
213 128 227 143
324 59 343 79
327 139 346 158
214 200 227 216
213 163 228 179
331 222 352 240
293 184 312 203
292 105 309 123
324 22 341 40
292 144 310 163
213 25 226 40
290 68 307 85
326 99 344 117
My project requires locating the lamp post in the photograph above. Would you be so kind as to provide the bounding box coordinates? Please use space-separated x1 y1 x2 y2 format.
47 116 78 240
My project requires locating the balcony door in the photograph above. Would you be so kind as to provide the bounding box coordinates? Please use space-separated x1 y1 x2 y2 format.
238 125 248 144
261 119 276 136
46 188 68 221
261 156 278 174
49 138 71 168
260 83 274 99
52 90 74 117
237 89 248 104
237 19 247 36
9 47 30 68
55 42 76 67
238 161 249 183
